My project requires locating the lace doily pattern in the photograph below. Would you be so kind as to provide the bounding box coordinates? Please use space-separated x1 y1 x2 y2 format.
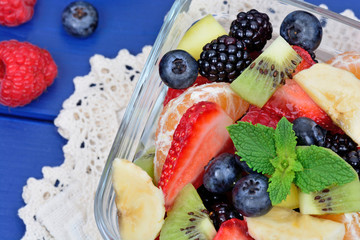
18 0 359 239
18 46 151 240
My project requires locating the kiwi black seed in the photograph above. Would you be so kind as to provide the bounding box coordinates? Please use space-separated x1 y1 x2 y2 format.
230 36 302 108
160 184 217 240
299 178 360 215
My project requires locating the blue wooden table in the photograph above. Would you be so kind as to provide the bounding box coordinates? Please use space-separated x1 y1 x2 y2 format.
0 0 358 239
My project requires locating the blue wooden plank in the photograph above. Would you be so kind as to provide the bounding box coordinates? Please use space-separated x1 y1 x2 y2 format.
0 115 67 240
0 0 174 121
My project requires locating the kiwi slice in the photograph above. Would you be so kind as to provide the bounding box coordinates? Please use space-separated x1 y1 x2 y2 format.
133 147 155 182
160 184 216 240
230 36 302 107
299 178 360 215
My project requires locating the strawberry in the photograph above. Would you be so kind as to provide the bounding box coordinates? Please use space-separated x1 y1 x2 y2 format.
292 45 316 75
241 105 281 129
263 79 342 133
158 101 234 210
163 76 211 106
213 219 254 240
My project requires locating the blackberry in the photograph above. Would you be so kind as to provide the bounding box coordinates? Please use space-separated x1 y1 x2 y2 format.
209 203 243 230
344 150 360 176
198 35 252 83
197 185 228 210
321 132 357 158
229 9 272 51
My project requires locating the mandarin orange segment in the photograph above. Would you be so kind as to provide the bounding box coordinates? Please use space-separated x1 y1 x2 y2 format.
327 51 360 79
316 212 360 240
154 82 249 182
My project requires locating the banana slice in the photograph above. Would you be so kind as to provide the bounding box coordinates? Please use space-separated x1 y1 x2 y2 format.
112 158 165 240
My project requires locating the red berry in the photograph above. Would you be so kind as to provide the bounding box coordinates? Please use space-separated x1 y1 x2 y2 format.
0 40 57 107
213 219 254 240
263 79 342 133
158 101 234 210
241 105 281 129
292 45 316 75
0 0 37 27
163 76 211 106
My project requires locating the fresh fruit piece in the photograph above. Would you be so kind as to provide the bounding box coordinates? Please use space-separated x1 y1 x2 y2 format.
232 173 272 217
327 51 360 79
134 147 155 181
159 50 198 89
163 76 211 106
322 132 358 159
177 14 227 60
292 45 316 75
112 158 165 240
299 179 360 215
246 207 345 240
209 203 243 230
160 184 216 240
213 218 254 240
294 63 360 145
62 1 98 37
0 40 57 107
316 212 360 240
344 149 360 176
229 9 272 51
292 117 327 146
154 82 249 182
238 160 256 174
0 0 36 27
240 105 281 129
274 183 299 209
280 10 322 51
230 36 302 107
198 35 252 83
263 79 342 133
203 153 243 194
158 101 234 209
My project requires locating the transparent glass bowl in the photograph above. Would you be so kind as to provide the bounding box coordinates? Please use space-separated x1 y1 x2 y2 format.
94 0 360 239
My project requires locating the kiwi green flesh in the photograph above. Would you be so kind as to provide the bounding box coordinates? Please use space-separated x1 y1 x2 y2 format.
133 147 155 181
160 184 216 240
230 36 302 108
299 179 360 215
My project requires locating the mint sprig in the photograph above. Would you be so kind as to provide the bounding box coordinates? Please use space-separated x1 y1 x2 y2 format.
228 117 357 205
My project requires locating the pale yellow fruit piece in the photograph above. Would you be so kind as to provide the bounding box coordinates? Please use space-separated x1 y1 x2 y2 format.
275 183 299 209
177 14 227 60
112 158 165 240
294 63 360 145
246 207 345 240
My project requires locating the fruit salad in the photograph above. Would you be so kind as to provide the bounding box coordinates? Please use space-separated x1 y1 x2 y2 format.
111 7 360 240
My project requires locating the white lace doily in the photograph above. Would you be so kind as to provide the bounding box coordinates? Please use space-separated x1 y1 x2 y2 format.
18 1 359 239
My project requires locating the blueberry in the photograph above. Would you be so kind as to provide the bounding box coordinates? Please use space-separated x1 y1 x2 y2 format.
62 1 98 38
292 117 327 146
232 173 272 217
203 153 243 194
238 160 256 174
280 10 322 51
159 50 198 89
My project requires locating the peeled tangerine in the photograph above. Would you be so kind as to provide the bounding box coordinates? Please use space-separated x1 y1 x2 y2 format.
112 158 165 240
294 63 360 145
246 207 345 240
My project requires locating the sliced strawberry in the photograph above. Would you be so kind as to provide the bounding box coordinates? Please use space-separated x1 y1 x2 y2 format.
213 219 254 240
163 76 211 106
292 45 316 75
241 105 281 129
158 101 234 210
263 79 342 133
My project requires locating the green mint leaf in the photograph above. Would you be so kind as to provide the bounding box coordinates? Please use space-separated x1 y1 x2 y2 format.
268 167 295 205
273 117 302 172
295 146 357 193
227 122 276 175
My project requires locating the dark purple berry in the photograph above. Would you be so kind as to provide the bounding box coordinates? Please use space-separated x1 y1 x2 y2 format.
292 117 327 146
159 50 198 89
232 173 272 217
62 1 98 38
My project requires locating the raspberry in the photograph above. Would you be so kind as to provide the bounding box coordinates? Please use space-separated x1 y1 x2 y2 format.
0 0 37 27
0 40 57 107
